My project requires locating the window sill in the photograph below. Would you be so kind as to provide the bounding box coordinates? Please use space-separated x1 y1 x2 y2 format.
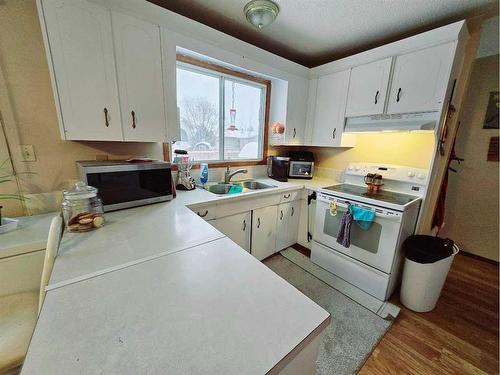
171 159 266 170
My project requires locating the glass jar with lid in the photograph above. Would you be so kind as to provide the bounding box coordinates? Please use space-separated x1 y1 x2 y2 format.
62 181 105 232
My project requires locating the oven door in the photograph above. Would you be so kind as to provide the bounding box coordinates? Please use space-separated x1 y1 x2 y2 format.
314 194 403 273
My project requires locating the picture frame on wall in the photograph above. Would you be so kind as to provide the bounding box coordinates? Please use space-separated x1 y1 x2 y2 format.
483 91 499 129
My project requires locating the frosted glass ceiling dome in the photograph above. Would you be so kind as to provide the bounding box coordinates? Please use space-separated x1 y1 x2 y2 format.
244 0 280 29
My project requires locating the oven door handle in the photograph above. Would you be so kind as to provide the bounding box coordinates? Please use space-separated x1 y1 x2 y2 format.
318 199 402 222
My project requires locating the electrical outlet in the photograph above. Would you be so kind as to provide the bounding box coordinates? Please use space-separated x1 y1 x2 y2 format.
20 144 36 162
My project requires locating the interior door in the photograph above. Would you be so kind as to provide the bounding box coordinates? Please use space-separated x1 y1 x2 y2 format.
209 212 251 252
42 0 122 141
112 11 166 142
345 57 393 117
311 70 350 146
251 206 277 261
387 42 455 114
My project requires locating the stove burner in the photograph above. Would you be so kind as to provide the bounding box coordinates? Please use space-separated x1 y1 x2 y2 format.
323 184 419 206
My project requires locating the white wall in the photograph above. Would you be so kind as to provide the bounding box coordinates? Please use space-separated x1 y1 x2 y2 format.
441 54 499 261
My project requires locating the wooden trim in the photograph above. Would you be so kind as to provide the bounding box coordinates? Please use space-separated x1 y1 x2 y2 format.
458 251 499 266
176 54 271 86
162 55 271 167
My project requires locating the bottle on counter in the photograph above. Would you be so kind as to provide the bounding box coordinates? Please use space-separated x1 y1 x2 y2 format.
62 181 105 232
200 163 209 186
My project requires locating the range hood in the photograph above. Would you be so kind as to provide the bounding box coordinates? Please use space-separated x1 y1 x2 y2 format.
344 112 438 132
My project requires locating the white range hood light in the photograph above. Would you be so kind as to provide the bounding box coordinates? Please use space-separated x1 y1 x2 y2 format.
344 112 438 132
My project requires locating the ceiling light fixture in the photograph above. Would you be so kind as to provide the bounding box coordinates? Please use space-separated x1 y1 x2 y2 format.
244 0 279 29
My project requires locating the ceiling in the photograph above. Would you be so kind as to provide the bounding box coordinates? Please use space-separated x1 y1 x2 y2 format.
148 0 497 67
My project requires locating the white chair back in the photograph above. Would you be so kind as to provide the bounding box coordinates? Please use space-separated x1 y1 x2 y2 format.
38 215 63 314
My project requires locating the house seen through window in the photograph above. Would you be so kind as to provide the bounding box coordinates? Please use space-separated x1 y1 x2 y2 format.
174 58 268 163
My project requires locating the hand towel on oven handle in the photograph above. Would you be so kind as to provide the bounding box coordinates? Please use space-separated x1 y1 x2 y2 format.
336 204 354 248
350 205 376 230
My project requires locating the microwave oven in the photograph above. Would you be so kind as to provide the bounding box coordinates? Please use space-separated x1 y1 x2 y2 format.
77 161 173 212
288 151 314 179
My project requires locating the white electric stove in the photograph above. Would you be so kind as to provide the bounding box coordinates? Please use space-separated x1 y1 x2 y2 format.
312 163 428 301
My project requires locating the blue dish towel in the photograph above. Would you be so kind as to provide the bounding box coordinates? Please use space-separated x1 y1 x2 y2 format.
336 208 354 248
350 205 376 231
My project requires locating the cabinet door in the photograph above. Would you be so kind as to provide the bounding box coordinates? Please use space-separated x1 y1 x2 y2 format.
112 11 166 142
251 206 277 261
276 201 301 251
311 70 350 147
387 43 455 114
345 57 392 117
285 124 304 145
42 0 122 141
209 212 251 252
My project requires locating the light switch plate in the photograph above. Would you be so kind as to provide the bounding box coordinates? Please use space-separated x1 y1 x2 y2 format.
20 144 36 161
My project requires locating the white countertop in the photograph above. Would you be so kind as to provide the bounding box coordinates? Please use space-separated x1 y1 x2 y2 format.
22 238 330 375
21 176 337 375
48 177 337 288
0 212 56 259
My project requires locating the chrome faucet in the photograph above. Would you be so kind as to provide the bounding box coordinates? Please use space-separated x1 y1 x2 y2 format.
224 166 248 183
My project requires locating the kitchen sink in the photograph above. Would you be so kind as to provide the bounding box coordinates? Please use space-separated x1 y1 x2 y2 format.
205 183 234 195
204 180 275 195
234 181 274 190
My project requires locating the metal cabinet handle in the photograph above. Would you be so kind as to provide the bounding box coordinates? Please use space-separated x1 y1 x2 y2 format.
198 210 208 218
257 217 260 228
243 219 246 231
374 90 379 104
284 193 291 199
131 110 136 129
293 128 296 138
103 108 109 127
291 207 294 217
332 128 336 139
280 210 283 220
396 88 401 102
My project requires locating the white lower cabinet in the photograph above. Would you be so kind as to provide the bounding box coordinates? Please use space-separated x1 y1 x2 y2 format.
276 200 301 251
197 192 303 261
209 212 251 252
251 206 278 261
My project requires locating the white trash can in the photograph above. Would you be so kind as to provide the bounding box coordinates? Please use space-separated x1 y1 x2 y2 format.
400 236 459 312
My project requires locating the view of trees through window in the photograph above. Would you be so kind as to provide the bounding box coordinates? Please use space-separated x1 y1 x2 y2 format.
174 63 266 162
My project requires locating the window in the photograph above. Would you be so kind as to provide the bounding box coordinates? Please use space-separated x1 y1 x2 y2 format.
173 56 269 163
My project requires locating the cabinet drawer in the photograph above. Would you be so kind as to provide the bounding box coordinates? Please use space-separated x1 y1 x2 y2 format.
311 241 389 300
279 190 301 203
190 204 217 221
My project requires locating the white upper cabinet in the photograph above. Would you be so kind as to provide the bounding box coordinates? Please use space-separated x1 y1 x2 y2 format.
112 11 166 142
345 57 393 117
42 0 122 141
387 43 455 114
311 70 351 147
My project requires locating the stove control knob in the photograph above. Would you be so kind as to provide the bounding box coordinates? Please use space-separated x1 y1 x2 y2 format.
347 166 354 171
354 166 360 171
417 173 426 180
407 171 415 178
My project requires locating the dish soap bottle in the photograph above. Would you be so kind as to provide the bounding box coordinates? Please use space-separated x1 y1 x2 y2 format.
200 163 209 186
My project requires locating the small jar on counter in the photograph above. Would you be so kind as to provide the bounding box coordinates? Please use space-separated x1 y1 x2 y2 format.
62 181 105 232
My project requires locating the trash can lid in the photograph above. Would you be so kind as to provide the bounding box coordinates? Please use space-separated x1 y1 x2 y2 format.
403 235 455 264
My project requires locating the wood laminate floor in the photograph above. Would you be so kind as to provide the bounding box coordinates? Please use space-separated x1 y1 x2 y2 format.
359 253 499 374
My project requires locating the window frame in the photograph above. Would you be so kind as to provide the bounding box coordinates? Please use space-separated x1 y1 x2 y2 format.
164 54 271 168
